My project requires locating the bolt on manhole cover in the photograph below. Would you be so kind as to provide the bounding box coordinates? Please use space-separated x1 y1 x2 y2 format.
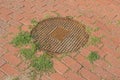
31 17 89 53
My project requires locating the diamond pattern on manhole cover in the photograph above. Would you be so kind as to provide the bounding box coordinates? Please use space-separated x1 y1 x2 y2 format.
31 17 89 53
50 27 70 41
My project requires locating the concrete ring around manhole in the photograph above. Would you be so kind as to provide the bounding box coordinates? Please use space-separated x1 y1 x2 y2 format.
31 17 89 54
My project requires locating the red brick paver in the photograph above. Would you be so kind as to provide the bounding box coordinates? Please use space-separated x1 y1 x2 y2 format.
79 68 100 80
0 0 120 80
0 71 5 79
62 56 82 72
0 58 6 67
64 70 85 80
1 64 20 76
3 53 21 66
52 59 68 75
50 73 67 80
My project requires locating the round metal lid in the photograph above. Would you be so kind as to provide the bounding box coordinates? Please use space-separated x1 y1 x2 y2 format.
31 17 89 53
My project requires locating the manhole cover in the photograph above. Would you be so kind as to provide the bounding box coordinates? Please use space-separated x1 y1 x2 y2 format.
31 17 89 53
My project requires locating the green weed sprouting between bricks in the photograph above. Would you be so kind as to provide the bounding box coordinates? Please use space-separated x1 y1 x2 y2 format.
89 36 101 45
31 18 39 27
32 42 41 51
20 42 41 59
86 26 93 34
11 19 53 73
19 41 53 72
44 14 53 19
117 20 120 26
29 70 37 80
31 53 53 72
85 26 101 47
11 31 32 47
86 26 100 35
12 77 19 80
20 48 35 59
87 51 100 64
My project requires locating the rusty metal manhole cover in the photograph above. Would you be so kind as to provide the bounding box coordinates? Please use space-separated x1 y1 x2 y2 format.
31 17 89 53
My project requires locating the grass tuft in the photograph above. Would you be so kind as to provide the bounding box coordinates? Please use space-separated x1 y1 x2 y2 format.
44 14 53 19
31 42 41 51
31 53 53 72
20 48 35 59
11 31 32 47
87 51 100 63
86 26 99 35
86 26 94 34
29 70 37 80
31 19 39 27
11 20 53 74
12 77 19 80
90 36 101 45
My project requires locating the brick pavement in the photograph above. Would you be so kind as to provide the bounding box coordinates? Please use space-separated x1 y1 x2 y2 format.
0 0 120 80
